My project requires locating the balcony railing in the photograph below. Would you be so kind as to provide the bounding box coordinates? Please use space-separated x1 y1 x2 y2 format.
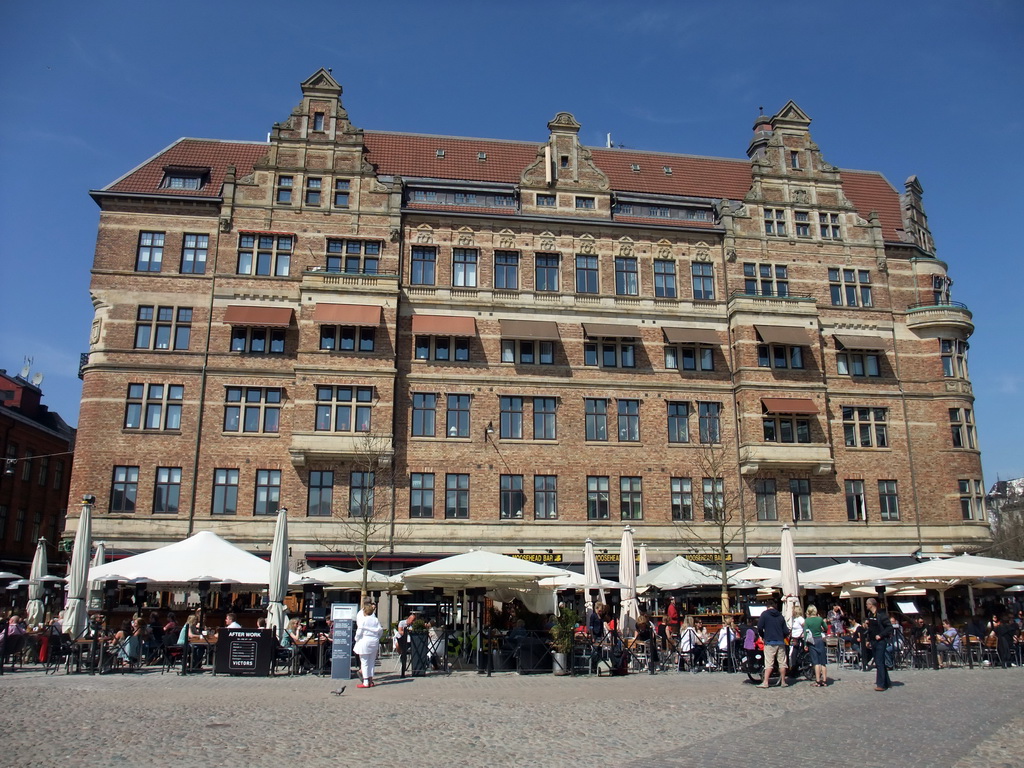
905 300 973 332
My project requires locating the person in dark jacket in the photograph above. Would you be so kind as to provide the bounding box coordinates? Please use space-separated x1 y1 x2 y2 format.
866 597 894 690
756 599 790 688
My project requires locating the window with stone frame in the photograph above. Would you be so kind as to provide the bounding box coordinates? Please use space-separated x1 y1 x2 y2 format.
583 341 635 368
615 257 639 296
452 248 478 287
500 474 525 520
828 268 872 307
411 246 436 285
135 305 192 351
534 475 557 519
763 208 787 236
654 259 677 298
671 477 693 521
254 470 281 515
790 479 812 521
587 476 610 520
842 407 888 448
315 386 373 433
949 407 977 449
333 179 351 208
305 177 323 206
878 480 900 521
110 466 139 513
223 387 281 434
410 473 434 518
941 339 969 378
845 479 867 521
153 467 182 514
691 262 715 300
180 234 209 274
819 212 841 239
755 478 778 520
575 255 599 294
307 471 334 517
237 233 292 277
535 253 561 292
124 383 183 431
494 251 520 290
275 175 293 203
620 476 643 520
326 239 380 274
743 263 789 297
958 479 985 521
445 473 470 518
135 232 165 272
211 469 239 515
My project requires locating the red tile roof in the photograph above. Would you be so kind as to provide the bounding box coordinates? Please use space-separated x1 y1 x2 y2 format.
98 134 906 241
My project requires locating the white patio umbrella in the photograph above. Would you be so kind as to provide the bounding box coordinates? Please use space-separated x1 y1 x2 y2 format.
582 538 606 610
780 525 800 622
636 556 728 590
301 566 397 592
801 560 890 587
266 507 289 643
638 544 650 576
618 526 639 637
400 549 571 590
62 501 93 639
538 572 625 590
730 564 781 582
26 538 48 626
91 542 105 569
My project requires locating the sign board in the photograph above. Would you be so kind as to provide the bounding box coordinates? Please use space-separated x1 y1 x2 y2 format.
330 603 359 680
683 552 733 563
507 552 563 563
214 629 274 676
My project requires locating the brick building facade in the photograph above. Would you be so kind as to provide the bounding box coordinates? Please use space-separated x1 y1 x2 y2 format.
1 367 76 569
67 70 987 568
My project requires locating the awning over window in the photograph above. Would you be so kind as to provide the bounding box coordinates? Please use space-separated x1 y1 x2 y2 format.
499 319 560 341
662 327 721 345
312 303 382 326
833 334 887 351
755 325 813 346
583 323 640 339
223 305 294 328
761 397 819 414
411 315 477 336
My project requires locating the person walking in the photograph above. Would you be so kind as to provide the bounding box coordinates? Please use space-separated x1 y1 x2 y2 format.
353 602 383 688
396 611 416 677
866 597 893 691
804 605 828 686
756 599 790 688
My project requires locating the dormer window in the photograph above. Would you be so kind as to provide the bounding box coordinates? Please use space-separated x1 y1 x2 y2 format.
436 149 445 159
313 112 325 131
630 163 640 172
161 168 208 191
477 152 487 161
663 166 673 175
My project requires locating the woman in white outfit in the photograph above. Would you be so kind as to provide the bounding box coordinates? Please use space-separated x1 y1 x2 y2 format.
354 602 383 689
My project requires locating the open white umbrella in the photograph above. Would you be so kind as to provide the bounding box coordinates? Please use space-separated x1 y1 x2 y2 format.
26 538 48 626
538 572 625 590
801 560 890 587
400 549 571 590
300 566 397 592
266 507 289 643
637 556 728 590
618 526 639 636
638 544 650 576
780 525 800 622
730 564 781 582
62 502 93 639
582 538 606 610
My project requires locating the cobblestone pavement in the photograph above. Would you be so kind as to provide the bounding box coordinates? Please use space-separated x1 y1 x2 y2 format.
0 662 1020 768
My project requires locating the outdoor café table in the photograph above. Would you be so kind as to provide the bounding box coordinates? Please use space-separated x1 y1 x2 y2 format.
182 632 218 674
291 635 328 675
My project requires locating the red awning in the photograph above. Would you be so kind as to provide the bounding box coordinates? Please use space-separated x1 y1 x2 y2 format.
411 315 477 336
312 304 383 326
223 305 294 328
499 319 560 341
755 325 813 345
833 334 886 350
662 327 721 345
761 397 819 414
582 323 640 339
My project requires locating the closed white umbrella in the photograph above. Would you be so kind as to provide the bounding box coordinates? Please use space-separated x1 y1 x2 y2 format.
638 544 650 576
780 525 800 622
618 526 639 637
266 507 289 643
62 501 93 638
583 538 606 610
27 538 48 626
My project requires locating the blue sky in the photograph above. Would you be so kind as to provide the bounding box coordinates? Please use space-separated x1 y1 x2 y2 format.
1 1 1021 483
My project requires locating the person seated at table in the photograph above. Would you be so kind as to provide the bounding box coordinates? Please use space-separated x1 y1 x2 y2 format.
224 613 242 629
935 619 960 666
715 617 737 670
678 617 705 672
162 612 178 637
505 619 528 648
0 615 27 649
284 618 302 648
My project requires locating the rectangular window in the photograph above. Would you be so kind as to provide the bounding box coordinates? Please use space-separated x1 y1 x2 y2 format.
237 233 292 277
223 387 281 434
254 470 281 515
583 342 635 368
110 466 139 512
124 383 183 431
654 259 677 298
535 254 560 292
842 407 888 448
135 232 164 272
534 475 557 519
762 416 811 444
153 467 182 514
320 325 375 352
533 397 556 440
763 208 787 236
575 255 599 293
845 480 866 521
665 345 714 371
617 399 640 442
500 396 524 439
494 251 520 290
135 305 192 351
667 402 689 443
212 468 239 515
836 352 880 377
794 211 811 237
276 175 293 203
819 212 841 240
411 246 436 285
410 473 434 518
181 234 209 274
949 407 977 449
414 335 469 362
53 460 64 491
305 177 322 206
452 249 479 287
445 473 469 518
349 471 375 517
878 480 900 521
325 239 380 274
501 339 554 366
411 393 437 437
941 339 969 378
500 475 525 520
536 194 555 207
620 476 643 520
585 398 608 441
743 263 789 297
702 478 724 522
13 509 25 542
587 476 610 520
308 470 334 517
757 344 804 369
698 402 721 444
691 262 715 300
313 112 325 131
446 394 471 438
333 179 351 208
575 196 595 209
755 478 778 521
231 327 286 355
615 257 639 296
315 386 373 433
959 479 974 520
670 478 693 521
828 268 872 307
790 479 812 522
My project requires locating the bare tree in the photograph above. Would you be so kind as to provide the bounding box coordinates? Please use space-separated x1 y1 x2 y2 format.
671 439 753 614
987 479 1024 561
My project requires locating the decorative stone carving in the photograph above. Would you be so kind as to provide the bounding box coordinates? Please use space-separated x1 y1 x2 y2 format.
219 217 233 233
539 231 556 251
415 224 434 244
390 228 401 242
793 189 809 204
90 319 102 345
694 241 711 262
656 239 673 259
456 226 475 246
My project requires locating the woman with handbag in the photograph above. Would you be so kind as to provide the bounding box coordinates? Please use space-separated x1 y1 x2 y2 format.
804 605 828 687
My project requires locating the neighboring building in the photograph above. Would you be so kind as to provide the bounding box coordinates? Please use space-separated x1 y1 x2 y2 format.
67 70 987 570
0 367 76 569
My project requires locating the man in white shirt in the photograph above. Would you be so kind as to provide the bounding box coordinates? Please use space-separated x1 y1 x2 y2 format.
224 613 242 629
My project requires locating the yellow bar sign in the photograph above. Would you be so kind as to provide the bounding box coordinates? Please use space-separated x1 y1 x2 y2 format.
507 552 563 563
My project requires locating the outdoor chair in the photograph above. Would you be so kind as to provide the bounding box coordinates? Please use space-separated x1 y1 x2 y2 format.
110 635 143 673
160 635 183 674
2 633 27 671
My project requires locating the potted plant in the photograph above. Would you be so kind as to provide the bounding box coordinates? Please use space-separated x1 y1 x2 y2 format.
550 607 580 676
